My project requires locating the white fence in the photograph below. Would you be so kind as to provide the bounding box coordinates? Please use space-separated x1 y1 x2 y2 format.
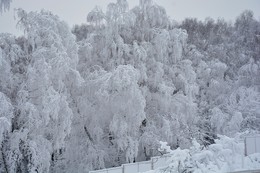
90 135 260 173
123 161 151 173
89 154 172 173
245 136 260 156
228 170 260 173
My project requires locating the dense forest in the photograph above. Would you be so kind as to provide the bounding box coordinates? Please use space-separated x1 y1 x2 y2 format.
0 0 260 172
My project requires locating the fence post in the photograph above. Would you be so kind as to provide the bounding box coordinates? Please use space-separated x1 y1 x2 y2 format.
244 138 247 156
122 165 124 173
151 158 154 170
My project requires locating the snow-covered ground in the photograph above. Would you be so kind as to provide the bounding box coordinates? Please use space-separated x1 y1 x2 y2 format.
145 135 260 173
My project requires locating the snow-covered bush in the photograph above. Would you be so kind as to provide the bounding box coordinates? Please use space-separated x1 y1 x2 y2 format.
148 135 260 173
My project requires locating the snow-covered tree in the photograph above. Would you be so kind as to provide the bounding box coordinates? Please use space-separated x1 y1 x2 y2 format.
0 9 81 173
0 0 11 13
64 65 146 171
1 0 260 172
87 6 105 28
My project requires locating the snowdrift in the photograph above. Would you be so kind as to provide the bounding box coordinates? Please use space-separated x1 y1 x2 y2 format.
146 135 260 173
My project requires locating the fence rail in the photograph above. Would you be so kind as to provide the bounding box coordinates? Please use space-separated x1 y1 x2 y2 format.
228 170 260 173
89 154 171 173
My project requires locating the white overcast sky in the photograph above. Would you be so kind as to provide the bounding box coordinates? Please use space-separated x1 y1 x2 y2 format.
0 0 260 35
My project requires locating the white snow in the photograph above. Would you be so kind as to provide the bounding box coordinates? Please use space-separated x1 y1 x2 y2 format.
144 135 260 173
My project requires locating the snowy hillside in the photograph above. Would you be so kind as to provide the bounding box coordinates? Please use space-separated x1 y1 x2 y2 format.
0 0 260 172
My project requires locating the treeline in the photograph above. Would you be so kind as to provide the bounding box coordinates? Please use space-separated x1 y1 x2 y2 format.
0 0 259 172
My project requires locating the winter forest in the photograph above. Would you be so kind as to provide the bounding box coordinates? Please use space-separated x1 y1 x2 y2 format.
0 0 260 172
